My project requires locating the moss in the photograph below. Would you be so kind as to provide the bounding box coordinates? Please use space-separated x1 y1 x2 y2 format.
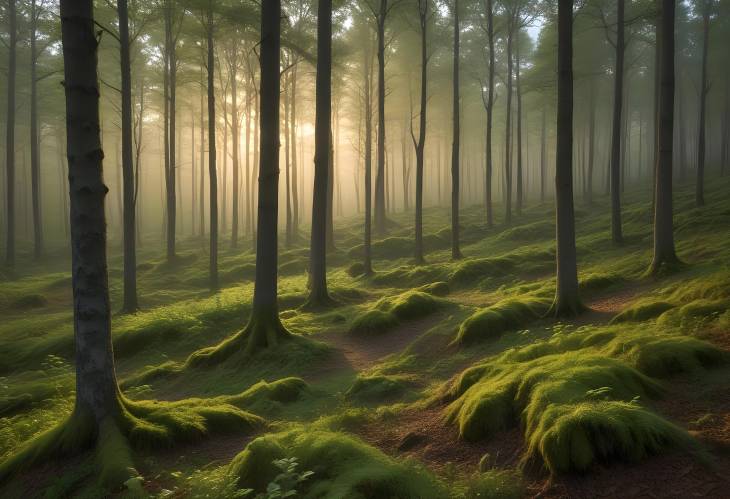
444 325 721 473
455 296 551 346
348 309 399 336
10 294 48 310
496 220 554 242
226 378 309 409
347 262 366 277
463 469 524 499
346 375 413 403
385 290 442 321
611 301 676 324
228 429 445 498
579 272 623 293
418 281 450 296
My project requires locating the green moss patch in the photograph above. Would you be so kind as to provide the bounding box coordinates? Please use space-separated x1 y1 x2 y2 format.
346 375 415 404
455 296 551 346
611 300 676 324
228 429 445 498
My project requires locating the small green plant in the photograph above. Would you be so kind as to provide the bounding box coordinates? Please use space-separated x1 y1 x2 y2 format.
259 457 313 499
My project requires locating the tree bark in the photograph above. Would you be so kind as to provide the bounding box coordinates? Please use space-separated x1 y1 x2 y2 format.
207 1 218 292
485 0 495 226
30 0 43 260
231 45 240 248
291 64 300 236
374 0 388 235
695 0 709 207
451 0 463 259
551 0 582 317
609 0 625 243
649 0 679 274
540 106 546 203
515 24 523 217
363 28 374 275
5 0 17 266
587 78 596 205
504 14 514 225
413 0 429 264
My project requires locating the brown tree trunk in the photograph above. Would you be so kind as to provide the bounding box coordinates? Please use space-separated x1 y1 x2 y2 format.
30 0 43 260
485 0 495 226
413 0 429 264
374 0 388 235
609 0 625 243
649 0 679 274
551 0 582 317
364 28 374 275
207 1 218 292
231 46 240 248
451 0 463 259
504 14 514 225
515 24 524 217
5 0 17 266
695 1 709 206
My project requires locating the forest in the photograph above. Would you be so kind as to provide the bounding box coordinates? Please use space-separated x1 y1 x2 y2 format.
1 0 729 497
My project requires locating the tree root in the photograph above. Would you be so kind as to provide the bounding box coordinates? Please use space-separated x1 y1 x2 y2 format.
0 395 264 488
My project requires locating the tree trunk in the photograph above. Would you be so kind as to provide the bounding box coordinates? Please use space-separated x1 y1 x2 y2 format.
515 24 523 217
649 0 679 274
291 64 300 236
540 106 546 203
207 1 218 292
609 0 625 243
551 0 582 317
164 1 177 261
374 0 388 235
451 0 462 259
231 49 240 248
5 0 16 266
413 0 429 264
199 67 205 237
504 15 514 225
485 0 495 226
117 0 138 312
245 70 252 236
364 28 374 275
30 0 43 260
695 1 709 207
587 78 596 205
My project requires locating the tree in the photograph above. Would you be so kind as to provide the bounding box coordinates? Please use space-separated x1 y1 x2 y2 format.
649 0 680 274
362 22 375 275
695 0 712 207
411 0 430 264
451 0 463 259
118 0 138 312
5 0 16 267
306 0 335 308
30 0 43 259
550 0 582 316
608 0 626 243
483 0 496 227
207 0 218 292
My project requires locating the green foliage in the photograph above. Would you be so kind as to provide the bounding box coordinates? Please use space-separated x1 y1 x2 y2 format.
455 296 551 346
348 309 399 335
418 281 450 296
462 469 524 499
383 290 442 321
611 300 676 323
228 429 446 498
346 375 414 404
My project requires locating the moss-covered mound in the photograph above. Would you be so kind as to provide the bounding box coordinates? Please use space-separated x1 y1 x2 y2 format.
346 375 414 404
455 296 551 346
444 326 723 473
349 290 443 336
611 300 676 324
418 281 450 296
228 429 445 498
348 309 399 335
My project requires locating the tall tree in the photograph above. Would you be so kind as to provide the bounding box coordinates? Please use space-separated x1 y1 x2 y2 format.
30 0 43 259
451 0 463 259
503 8 514 225
207 0 218 292
411 0 430 264
5 0 16 267
695 0 711 207
551 0 582 316
118 0 138 312
363 23 374 275
649 0 679 274
484 0 495 227
307 0 335 308
609 0 625 243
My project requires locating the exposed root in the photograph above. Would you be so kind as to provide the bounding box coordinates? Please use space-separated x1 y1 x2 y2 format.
0 395 264 488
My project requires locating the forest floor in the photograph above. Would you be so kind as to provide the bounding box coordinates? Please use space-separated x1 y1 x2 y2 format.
2 178 730 498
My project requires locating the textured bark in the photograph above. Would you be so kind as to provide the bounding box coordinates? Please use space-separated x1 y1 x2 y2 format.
5 0 17 266
649 0 679 274
504 14 514 225
61 0 123 424
451 0 463 260
30 0 43 259
247 0 290 347
230 44 240 248
609 0 625 243
207 1 218 292
413 0 429 264
363 30 374 275
374 0 388 235
551 0 582 317
587 79 596 205
695 1 709 207
163 1 177 261
290 64 300 235
515 25 523 217
485 0 495 226
118 0 138 312
199 67 205 237
284 71 292 248
540 106 546 202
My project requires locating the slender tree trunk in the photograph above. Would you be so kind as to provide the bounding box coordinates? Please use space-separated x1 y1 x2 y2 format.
199 68 205 237
4 0 16 266
451 0 462 259
326 128 336 251
374 0 388 235
118 0 138 312
61 0 123 437
245 0 291 346
364 30 374 275
695 1 709 207
540 106 546 202
207 1 218 292
678 87 687 181
551 0 582 317
284 70 292 247
650 0 679 274
414 0 429 264
722 79 729 176
191 108 196 237
245 72 252 236
291 64 299 236
504 16 514 225
231 51 240 248
609 0 625 243
485 0 495 226
30 0 43 259
587 78 596 205
515 25 523 217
